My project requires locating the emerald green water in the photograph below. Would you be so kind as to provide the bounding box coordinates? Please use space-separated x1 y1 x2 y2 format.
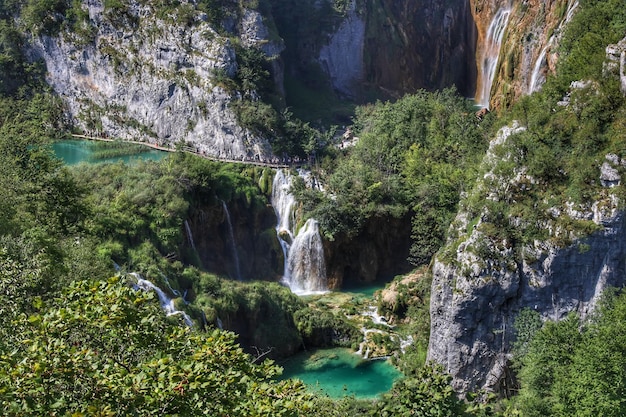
341 283 385 298
280 348 401 398
52 140 167 165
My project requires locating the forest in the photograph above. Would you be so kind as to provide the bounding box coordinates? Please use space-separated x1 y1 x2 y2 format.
0 0 625 415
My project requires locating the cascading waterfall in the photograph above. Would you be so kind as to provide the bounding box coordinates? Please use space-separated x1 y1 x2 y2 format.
272 169 296 262
476 7 511 108
132 273 193 326
271 170 327 294
286 218 327 293
221 200 242 281
184 220 196 252
529 42 551 93
528 0 579 94
272 169 297 277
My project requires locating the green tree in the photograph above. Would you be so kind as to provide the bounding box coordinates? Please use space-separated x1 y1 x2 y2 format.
372 364 472 417
0 277 313 416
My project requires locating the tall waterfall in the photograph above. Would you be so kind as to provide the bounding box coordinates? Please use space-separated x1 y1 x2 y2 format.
221 200 242 281
476 7 511 108
132 274 193 326
272 170 297 278
528 42 551 93
271 170 327 294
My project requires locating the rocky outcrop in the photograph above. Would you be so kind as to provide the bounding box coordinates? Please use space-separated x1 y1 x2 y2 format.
428 123 626 395
29 0 277 160
605 36 626 96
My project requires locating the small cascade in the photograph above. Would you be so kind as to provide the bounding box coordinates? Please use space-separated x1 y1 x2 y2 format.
221 200 242 281
132 273 193 326
353 305 414 359
476 7 511 108
184 220 196 252
355 328 388 359
528 0 579 94
565 0 579 23
362 306 392 327
286 218 327 294
529 42 551 93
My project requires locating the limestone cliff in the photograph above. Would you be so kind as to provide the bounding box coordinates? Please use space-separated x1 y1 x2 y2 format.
29 0 280 160
362 0 477 98
270 0 477 101
472 0 579 109
428 121 626 394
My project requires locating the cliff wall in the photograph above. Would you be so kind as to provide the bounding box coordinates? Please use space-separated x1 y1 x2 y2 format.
324 213 413 288
270 0 477 101
362 0 477 98
472 0 579 109
186 197 282 282
29 0 278 160
428 121 626 394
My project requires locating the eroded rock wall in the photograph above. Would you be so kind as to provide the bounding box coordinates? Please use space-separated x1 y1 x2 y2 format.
428 123 626 395
472 0 579 109
29 1 278 160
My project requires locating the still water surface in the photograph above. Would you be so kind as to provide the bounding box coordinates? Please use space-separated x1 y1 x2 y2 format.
52 140 167 165
280 348 401 398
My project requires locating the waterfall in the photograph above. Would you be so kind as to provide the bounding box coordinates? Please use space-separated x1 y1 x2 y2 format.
132 273 193 326
184 220 196 252
286 218 327 294
476 7 511 108
221 200 242 281
529 42 551 93
528 0 579 94
271 170 327 295
272 170 297 279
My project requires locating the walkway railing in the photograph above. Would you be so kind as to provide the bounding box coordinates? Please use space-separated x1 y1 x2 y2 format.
70 134 295 169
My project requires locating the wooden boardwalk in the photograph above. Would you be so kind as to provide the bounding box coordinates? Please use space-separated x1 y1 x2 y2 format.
70 134 293 169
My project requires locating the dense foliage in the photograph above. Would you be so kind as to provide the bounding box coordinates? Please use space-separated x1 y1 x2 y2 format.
0 277 313 416
444 0 626 262
508 290 626 416
296 88 489 265
0 0 625 414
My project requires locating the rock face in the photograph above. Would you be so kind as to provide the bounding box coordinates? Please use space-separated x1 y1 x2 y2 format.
363 0 477 98
187 198 282 282
318 0 365 97
605 36 626 96
472 0 580 109
324 213 413 288
428 123 626 395
271 0 477 100
28 0 277 160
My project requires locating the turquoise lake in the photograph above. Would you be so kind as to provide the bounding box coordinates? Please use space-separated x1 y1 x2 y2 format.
52 140 168 165
279 348 401 399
